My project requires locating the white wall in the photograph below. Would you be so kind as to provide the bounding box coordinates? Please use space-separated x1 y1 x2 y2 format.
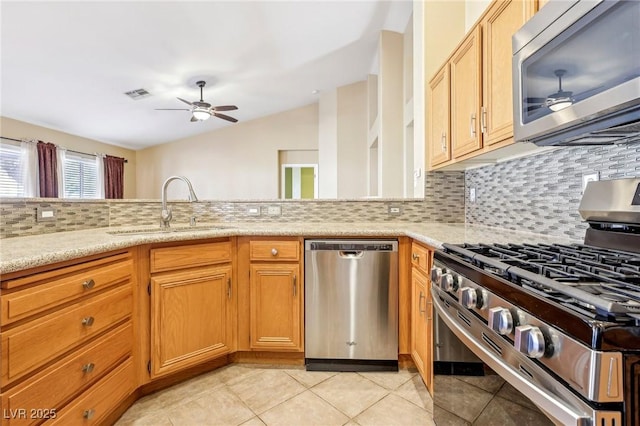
136 103 318 200
318 90 338 198
412 1 425 198
466 0 492 31
337 81 367 198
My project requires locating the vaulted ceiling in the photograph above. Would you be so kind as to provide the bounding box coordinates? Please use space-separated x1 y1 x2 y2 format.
1 1 413 150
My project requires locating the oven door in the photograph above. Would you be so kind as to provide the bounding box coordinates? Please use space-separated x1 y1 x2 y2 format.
431 285 615 426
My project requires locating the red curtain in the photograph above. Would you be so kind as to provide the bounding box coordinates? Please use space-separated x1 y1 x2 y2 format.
104 155 125 199
37 141 58 197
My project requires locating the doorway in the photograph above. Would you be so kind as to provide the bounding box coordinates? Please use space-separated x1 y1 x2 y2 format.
281 164 318 199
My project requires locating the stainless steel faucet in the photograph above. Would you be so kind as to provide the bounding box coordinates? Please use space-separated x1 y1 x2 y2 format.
160 176 199 228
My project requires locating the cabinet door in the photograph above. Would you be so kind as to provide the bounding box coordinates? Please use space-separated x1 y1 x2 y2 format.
411 268 431 391
250 263 302 351
450 26 482 158
482 0 535 146
150 265 233 377
428 64 451 168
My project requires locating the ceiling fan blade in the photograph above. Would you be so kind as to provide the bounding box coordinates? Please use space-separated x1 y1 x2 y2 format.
525 97 547 104
177 97 193 106
155 108 191 111
212 105 238 112
190 116 198 122
213 112 238 123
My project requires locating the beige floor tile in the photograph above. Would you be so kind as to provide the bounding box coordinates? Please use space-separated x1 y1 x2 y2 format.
456 374 505 394
228 369 306 414
284 369 337 388
355 394 434 426
473 395 555 426
495 382 539 410
114 411 173 426
165 399 226 426
259 390 349 426
392 375 433 412
189 385 255 425
241 417 266 426
433 375 493 422
358 369 416 390
310 372 388 418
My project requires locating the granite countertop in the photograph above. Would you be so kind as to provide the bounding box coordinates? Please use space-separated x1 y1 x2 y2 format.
0 222 578 274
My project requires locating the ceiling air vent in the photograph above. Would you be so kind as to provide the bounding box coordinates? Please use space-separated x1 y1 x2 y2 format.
124 88 151 100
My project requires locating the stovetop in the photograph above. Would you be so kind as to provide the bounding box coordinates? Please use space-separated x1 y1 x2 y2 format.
442 242 640 322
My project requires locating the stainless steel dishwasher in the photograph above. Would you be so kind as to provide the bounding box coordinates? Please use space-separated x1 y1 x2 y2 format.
304 239 398 371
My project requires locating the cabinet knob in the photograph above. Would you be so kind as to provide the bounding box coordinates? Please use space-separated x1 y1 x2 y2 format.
82 316 95 327
82 279 95 290
83 409 95 420
82 363 95 374
271 248 278 256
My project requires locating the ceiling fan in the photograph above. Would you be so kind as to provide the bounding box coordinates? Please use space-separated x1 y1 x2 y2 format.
525 69 575 113
156 80 238 123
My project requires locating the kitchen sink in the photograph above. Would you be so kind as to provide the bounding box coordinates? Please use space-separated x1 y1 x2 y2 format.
107 225 234 236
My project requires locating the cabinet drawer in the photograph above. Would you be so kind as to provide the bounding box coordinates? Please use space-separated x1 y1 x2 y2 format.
151 241 232 272
411 243 431 274
1 286 132 386
1 255 133 325
1 323 132 426
47 358 135 426
250 240 299 261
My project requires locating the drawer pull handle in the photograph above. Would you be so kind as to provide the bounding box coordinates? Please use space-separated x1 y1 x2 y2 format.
412 253 420 261
82 316 95 327
271 248 278 256
83 409 95 420
82 279 95 290
82 363 95 374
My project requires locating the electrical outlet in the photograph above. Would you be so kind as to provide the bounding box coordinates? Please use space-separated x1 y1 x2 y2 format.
247 206 261 216
267 205 282 216
469 188 476 203
36 207 56 222
582 173 599 191
388 205 403 215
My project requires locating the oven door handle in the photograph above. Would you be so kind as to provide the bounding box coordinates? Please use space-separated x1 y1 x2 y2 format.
432 292 594 426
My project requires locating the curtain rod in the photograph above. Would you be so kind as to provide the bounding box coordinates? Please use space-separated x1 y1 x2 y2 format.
1 136 128 163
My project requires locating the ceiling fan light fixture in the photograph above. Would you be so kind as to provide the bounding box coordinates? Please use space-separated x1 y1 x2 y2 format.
192 108 211 121
546 93 574 112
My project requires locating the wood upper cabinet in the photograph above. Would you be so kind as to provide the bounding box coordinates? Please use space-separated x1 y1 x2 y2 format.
427 0 537 169
482 0 536 146
450 26 483 158
149 241 235 378
410 241 433 394
249 263 302 350
428 65 451 168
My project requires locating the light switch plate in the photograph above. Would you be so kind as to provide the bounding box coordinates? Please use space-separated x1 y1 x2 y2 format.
36 207 56 222
247 206 261 216
267 205 282 216
469 188 476 203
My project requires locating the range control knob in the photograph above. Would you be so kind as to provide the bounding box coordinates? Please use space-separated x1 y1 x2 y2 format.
514 325 546 358
488 307 513 335
430 267 443 285
439 273 459 293
459 287 482 309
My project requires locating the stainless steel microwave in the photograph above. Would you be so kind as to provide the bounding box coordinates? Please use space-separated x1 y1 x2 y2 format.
512 0 640 146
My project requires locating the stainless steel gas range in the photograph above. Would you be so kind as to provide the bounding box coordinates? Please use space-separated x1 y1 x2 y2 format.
431 178 640 426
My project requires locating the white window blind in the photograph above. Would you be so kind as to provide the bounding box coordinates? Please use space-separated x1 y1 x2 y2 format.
0 142 26 197
63 151 100 199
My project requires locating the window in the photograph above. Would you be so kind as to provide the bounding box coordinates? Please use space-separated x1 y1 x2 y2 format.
62 152 100 199
0 142 27 197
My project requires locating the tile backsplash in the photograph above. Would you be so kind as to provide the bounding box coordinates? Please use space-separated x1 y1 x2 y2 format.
465 141 640 240
0 172 465 238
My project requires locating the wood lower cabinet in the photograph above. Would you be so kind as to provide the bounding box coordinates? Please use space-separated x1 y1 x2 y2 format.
249 263 301 350
0 250 135 426
410 241 433 394
149 241 235 378
237 237 303 352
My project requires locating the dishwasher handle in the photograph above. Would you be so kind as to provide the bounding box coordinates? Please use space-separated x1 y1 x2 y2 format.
339 250 364 259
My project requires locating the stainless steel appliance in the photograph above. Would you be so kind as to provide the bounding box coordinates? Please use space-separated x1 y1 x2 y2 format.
431 178 640 425
512 0 640 146
304 239 398 371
